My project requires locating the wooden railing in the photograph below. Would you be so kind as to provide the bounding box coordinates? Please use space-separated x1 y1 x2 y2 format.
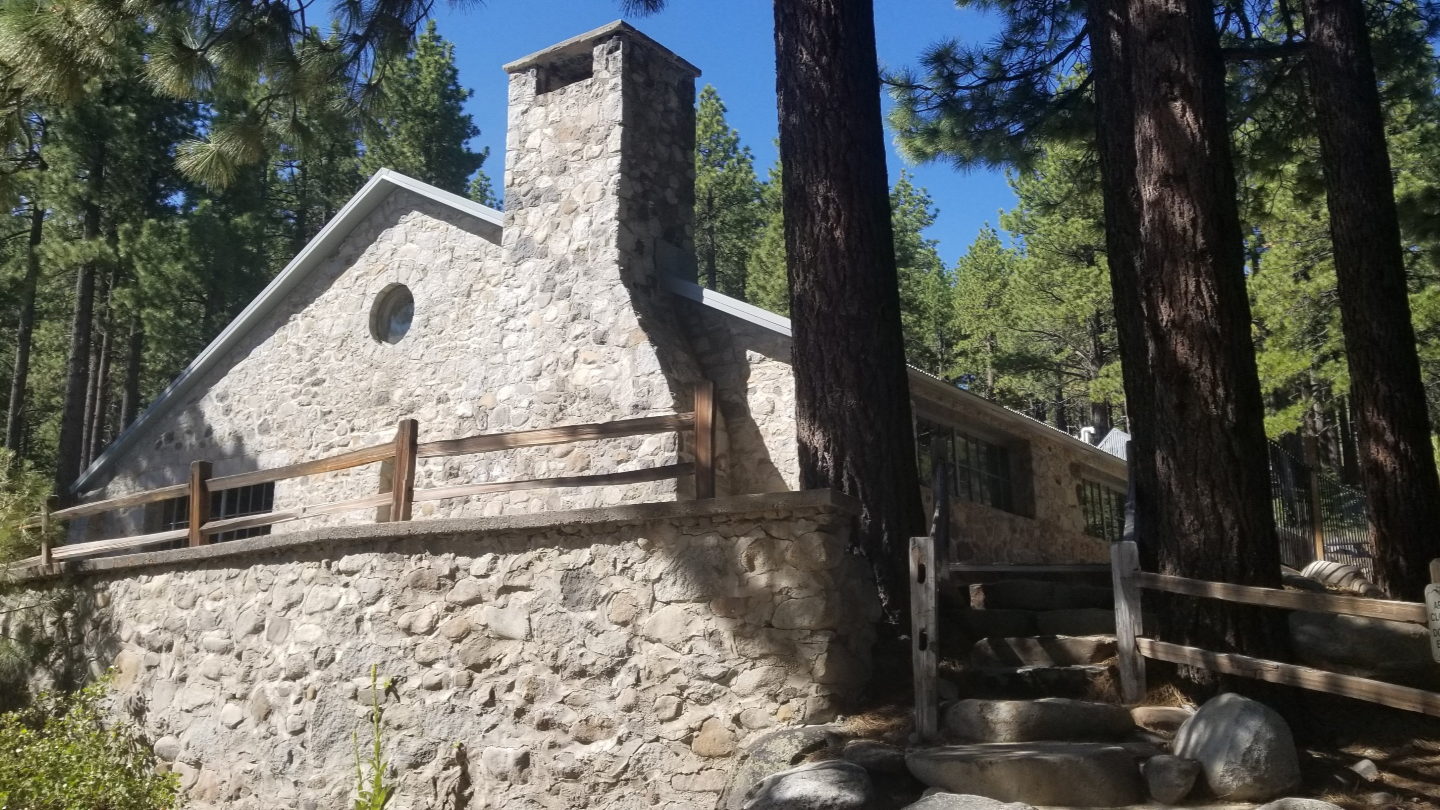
15 381 717 569
1112 539 1440 717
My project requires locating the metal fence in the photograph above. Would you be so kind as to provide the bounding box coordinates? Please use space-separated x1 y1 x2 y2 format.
1268 441 1372 574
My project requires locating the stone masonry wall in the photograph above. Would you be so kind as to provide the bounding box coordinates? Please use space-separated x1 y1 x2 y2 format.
9 492 874 810
913 380 1126 565
81 26 714 539
682 303 799 497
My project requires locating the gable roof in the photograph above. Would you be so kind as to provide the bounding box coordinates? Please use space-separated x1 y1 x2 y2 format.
73 170 502 494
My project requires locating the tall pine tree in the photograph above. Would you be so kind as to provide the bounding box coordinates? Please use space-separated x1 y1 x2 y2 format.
694 85 762 297
360 21 493 199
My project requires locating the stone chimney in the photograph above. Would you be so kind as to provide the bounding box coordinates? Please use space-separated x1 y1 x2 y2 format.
503 21 700 291
498 21 705 428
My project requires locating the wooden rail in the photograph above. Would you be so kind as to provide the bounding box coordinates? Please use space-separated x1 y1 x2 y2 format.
1113 538 1440 716
13 382 717 568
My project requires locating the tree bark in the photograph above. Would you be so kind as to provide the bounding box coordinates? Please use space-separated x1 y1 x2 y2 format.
86 271 116 466
55 148 105 500
80 268 112 471
1124 0 1291 676
1305 0 1440 600
120 313 143 430
773 0 926 623
5 202 44 454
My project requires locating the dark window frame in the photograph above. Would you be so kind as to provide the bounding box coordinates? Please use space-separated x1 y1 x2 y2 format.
153 482 276 543
916 416 1016 514
1080 479 1126 542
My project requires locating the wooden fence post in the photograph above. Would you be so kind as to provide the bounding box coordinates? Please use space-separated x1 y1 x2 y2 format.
39 495 55 567
188 460 212 547
694 381 715 500
1112 539 1146 704
910 534 939 741
391 419 418 522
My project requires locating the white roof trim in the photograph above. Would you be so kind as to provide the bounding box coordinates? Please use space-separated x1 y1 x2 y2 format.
665 276 1127 474
662 276 792 337
73 169 502 494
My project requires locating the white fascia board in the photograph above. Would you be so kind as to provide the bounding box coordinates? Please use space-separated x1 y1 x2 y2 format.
72 170 502 494
662 276 792 337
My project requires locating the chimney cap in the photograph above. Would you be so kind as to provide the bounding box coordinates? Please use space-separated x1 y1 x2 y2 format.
502 20 701 78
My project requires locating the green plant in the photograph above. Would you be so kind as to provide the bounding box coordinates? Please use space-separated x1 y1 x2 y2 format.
0 679 180 809
0 449 56 566
353 666 395 810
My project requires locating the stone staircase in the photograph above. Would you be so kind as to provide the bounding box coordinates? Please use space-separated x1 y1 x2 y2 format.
906 697 1177 807
942 573 1121 702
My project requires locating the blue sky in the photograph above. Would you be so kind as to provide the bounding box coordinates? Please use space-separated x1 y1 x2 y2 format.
430 0 1010 267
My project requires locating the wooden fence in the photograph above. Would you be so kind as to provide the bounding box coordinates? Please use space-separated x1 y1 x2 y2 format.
1112 539 1440 716
16 382 717 570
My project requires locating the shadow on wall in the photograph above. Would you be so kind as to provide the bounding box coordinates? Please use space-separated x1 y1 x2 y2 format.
0 503 876 808
0 578 120 711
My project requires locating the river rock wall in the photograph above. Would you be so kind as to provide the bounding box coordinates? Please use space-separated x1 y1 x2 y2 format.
6 491 873 810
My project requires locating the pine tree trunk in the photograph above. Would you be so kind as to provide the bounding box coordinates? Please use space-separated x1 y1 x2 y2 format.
5 202 43 453
55 149 105 500
773 0 925 623
80 270 110 471
1305 0 1440 600
87 276 116 465
1339 394 1361 486
120 313 143 430
1124 0 1290 676
1053 385 1068 433
1091 400 1113 438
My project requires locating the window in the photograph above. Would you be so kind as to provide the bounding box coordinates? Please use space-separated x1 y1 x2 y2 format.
1081 480 1126 542
916 417 1015 513
152 483 276 543
370 285 414 344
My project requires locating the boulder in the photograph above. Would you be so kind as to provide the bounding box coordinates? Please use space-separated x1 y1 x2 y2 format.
1290 611 1440 690
902 795 1035 810
970 636 1115 668
1173 693 1300 801
742 760 873 810
1256 800 1345 810
722 725 844 810
943 698 1135 743
1141 754 1201 804
1301 560 1382 597
841 739 908 776
905 742 1144 807
1130 706 1195 737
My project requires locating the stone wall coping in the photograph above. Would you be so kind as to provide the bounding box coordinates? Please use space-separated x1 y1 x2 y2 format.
9 489 857 582
502 20 702 77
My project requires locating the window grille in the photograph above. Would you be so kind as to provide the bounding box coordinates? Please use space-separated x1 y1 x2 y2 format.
1080 480 1125 542
155 482 276 543
916 417 1015 514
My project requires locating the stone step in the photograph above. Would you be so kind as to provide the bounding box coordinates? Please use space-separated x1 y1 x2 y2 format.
970 580 1115 612
960 665 1120 703
971 635 1116 668
943 698 1136 743
905 742 1146 807
956 609 1116 640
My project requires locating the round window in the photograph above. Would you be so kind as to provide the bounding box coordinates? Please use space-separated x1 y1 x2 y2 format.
370 285 414 344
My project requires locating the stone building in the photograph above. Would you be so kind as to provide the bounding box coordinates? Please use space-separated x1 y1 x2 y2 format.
69 22 1125 567
6 22 1138 810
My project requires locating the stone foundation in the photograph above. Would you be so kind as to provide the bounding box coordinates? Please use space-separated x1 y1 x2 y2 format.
5 490 874 810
